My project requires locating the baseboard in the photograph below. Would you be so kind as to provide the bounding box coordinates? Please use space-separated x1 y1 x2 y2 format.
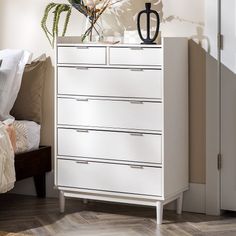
11 178 206 214
183 183 206 213
165 183 206 214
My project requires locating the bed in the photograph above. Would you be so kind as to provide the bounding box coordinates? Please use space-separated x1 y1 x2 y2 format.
13 121 52 198
15 146 51 198
0 50 52 197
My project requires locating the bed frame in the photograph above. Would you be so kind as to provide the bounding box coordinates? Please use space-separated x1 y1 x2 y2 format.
14 146 52 198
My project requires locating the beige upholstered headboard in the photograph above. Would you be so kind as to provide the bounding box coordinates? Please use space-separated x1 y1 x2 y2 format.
11 56 48 125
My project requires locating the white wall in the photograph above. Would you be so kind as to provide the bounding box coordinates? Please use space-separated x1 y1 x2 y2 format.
0 0 205 55
221 0 236 73
0 0 205 198
205 0 218 58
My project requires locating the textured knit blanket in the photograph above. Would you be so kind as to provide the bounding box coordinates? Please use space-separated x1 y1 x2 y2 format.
13 121 28 154
0 123 15 193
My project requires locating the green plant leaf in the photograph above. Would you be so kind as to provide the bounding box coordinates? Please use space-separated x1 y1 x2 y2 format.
41 3 72 47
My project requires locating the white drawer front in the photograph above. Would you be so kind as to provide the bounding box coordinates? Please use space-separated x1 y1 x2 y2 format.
58 128 162 164
58 46 106 64
58 159 162 196
58 98 163 131
58 67 162 99
110 47 163 66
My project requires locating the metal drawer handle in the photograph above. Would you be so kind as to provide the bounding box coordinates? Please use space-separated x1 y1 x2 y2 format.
76 46 89 49
129 133 144 136
76 129 89 133
130 100 144 104
130 165 144 169
76 160 89 164
130 69 144 72
76 98 89 102
76 67 89 70
130 47 143 50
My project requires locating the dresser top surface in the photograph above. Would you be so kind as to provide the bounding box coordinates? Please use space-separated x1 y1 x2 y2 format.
57 36 187 48
57 36 161 47
61 36 194 48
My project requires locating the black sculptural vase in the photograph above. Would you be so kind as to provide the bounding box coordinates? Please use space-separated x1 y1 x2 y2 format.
137 3 160 44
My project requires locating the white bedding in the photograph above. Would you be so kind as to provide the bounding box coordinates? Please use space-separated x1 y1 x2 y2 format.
0 49 36 194
0 50 32 120
14 120 41 154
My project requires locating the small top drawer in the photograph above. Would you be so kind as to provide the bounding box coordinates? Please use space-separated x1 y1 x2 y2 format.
58 46 106 65
109 47 163 66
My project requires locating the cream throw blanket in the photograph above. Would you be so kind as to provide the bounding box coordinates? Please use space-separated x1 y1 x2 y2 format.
0 123 15 193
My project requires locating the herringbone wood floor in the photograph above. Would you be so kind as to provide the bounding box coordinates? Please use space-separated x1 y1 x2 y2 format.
0 194 236 236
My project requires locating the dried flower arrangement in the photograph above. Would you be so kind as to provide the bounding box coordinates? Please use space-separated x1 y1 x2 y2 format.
41 0 122 46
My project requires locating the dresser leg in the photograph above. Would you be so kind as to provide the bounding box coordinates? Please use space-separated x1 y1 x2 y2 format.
59 191 65 213
156 201 163 225
176 192 183 215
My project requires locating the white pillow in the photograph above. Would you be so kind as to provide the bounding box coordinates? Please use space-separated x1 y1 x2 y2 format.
0 49 31 121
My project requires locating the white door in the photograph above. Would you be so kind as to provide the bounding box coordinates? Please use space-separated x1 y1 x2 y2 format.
221 1 236 74
221 0 236 210
221 67 236 210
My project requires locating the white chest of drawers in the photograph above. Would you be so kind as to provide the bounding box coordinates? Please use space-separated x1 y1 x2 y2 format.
55 37 189 224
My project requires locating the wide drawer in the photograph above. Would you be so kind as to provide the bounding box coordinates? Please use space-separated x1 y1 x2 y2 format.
57 159 162 196
57 46 106 64
109 47 163 66
58 128 162 164
57 98 163 131
57 67 162 99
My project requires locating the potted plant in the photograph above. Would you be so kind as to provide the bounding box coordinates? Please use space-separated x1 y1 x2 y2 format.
41 0 122 46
